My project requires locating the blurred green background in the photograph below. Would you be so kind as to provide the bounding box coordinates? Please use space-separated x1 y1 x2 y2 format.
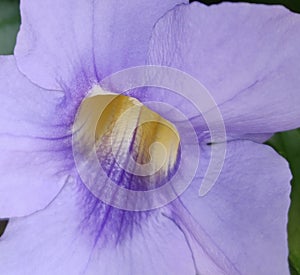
0 0 299 274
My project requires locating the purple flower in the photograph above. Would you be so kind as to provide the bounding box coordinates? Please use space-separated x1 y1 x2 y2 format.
0 1 300 274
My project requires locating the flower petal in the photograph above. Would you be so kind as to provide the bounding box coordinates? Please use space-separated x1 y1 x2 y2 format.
178 140 291 274
0 56 72 218
148 3 300 137
15 0 187 91
0 141 290 274
0 177 198 275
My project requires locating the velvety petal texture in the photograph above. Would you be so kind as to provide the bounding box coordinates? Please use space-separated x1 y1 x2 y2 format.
179 141 291 275
15 0 187 91
148 3 300 137
0 56 73 218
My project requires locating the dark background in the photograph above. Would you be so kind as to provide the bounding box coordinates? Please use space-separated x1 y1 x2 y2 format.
0 0 299 274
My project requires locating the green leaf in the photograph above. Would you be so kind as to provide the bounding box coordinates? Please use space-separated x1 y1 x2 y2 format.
0 0 20 55
290 259 300 275
267 130 300 274
197 1 300 13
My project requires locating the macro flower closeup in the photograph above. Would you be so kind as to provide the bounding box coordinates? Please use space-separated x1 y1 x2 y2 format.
0 0 300 274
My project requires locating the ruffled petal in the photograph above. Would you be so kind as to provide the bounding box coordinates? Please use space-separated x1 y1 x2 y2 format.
148 3 300 137
0 56 72 218
15 0 187 91
177 140 291 274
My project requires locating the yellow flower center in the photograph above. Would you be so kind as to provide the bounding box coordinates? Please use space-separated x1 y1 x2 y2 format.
75 88 180 180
